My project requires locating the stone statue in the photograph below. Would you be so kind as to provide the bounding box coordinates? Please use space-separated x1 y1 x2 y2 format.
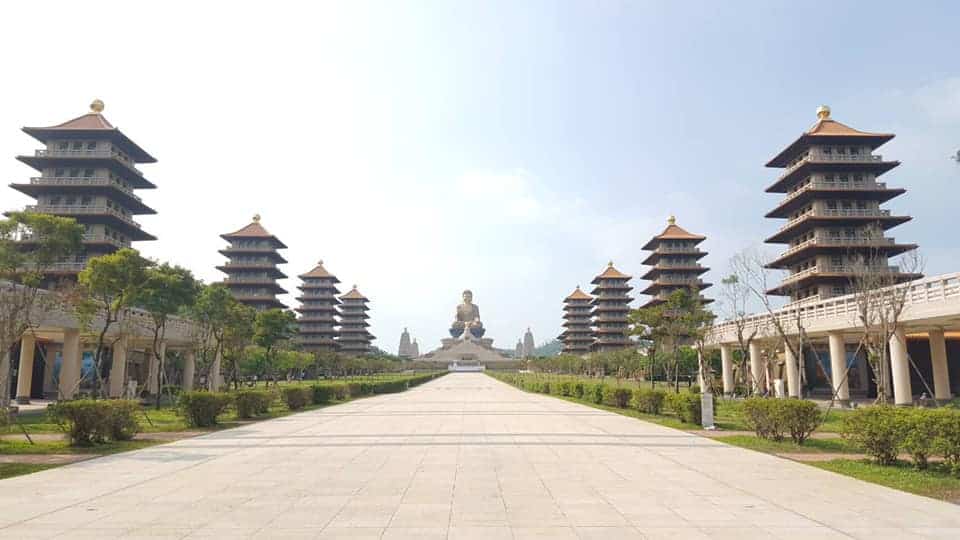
450 289 485 339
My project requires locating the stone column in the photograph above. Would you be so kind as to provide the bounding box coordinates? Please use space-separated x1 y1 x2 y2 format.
720 344 734 396
59 330 82 400
42 345 59 397
828 332 850 405
15 334 37 404
182 349 196 392
749 341 764 394
889 327 912 406
209 347 223 391
108 337 128 398
929 329 952 402
784 342 800 399
147 341 165 396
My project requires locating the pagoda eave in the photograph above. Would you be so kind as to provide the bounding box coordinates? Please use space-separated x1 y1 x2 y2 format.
16 155 156 189
765 271 923 296
766 133 895 168
9 183 158 215
765 242 918 269
765 188 907 218
22 126 157 163
765 215 912 244
765 160 900 193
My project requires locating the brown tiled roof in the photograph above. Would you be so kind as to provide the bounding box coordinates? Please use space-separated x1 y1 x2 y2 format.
591 262 631 283
299 260 340 281
767 106 895 167
642 218 706 250
340 286 368 301
221 216 288 248
22 101 157 163
564 286 593 302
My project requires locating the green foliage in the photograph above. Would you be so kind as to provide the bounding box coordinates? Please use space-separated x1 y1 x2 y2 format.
742 398 821 444
603 386 633 408
0 212 83 284
633 388 667 414
901 408 938 470
557 381 573 397
235 389 275 419
48 400 141 446
665 392 704 425
280 387 312 410
177 391 232 427
572 381 585 399
841 406 905 465
931 408 960 476
585 383 605 404
311 385 336 404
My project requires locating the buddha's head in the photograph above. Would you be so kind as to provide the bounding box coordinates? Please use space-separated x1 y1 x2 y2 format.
462 290 473 304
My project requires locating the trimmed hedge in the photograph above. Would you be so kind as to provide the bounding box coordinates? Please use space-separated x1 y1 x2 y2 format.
281 387 312 410
665 392 703 425
741 398 820 444
603 386 633 408
48 399 141 446
178 391 232 427
633 389 666 415
235 389 275 419
842 406 960 473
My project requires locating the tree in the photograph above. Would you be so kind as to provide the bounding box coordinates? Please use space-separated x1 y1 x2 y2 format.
252 309 297 386
222 302 256 389
719 272 759 394
849 249 925 403
189 284 249 389
0 212 82 408
76 248 151 399
136 263 199 407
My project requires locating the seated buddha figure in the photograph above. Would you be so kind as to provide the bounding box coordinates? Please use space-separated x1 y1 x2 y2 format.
450 289 485 339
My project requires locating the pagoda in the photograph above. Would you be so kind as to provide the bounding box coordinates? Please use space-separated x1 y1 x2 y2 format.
8 99 157 280
217 215 287 310
337 286 374 356
559 286 594 355
590 262 634 352
764 106 920 302
640 216 712 308
398 328 413 358
295 261 341 354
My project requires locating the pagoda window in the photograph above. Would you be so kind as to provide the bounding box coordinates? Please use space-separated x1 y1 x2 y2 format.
86 142 96 150
65 196 77 205
836 147 847 155
69 168 80 177
84 168 94 177
71 141 82 150
822 147 833 155
81 196 92 205
55 168 65 177
50 196 61 205
841 201 852 210
856 201 867 210
827 201 838 210
57 141 69 150
849 147 860 155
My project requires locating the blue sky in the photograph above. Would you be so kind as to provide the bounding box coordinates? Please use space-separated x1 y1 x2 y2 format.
1 1 958 353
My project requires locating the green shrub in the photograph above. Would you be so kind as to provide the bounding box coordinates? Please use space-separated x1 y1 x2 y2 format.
538 381 551 394
666 392 703 425
235 390 274 419
932 408 960 476
331 383 349 400
899 408 938 470
633 389 666 415
557 381 573 397
689 384 701 395
603 386 632 408
584 383 605 404
841 405 905 465
281 387 312 410
178 391 232 427
780 399 821 444
49 399 141 445
572 382 585 399
742 398 787 442
311 384 336 404
372 380 408 394
105 400 141 441
346 382 363 397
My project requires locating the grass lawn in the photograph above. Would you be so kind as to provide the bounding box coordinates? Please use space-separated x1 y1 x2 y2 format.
0 439 160 455
713 434 858 454
812 459 960 503
0 463 59 480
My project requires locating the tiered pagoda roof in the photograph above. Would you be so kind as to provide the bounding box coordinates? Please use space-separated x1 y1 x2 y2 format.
216 215 287 310
640 216 712 308
295 260 340 353
7 100 157 279
590 263 634 352
763 106 920 301
559 286 594 355
337 285 374 356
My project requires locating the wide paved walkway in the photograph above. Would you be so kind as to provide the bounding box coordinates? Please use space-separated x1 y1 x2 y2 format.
1 374 958 539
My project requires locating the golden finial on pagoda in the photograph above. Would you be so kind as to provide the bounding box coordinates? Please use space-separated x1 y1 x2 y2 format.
608 260 614 267
352 284 358 289
668 215 676 225
816 105 831 120
90 99 104 114
318 259 323 265
252 214 261 222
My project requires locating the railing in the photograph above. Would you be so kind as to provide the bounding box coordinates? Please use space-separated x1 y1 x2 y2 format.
655 246 704 254
708 273 960 344
654 262 704 270
220 246 278 253
781 264 899 284
219 261 278 269
82 233 127 248
780 208 892 231
780 152 884 179
782 180 887 203
780 236 896 257
25 205 142 228
29 177 140 200
223 276 275 284
34 149 144 177
655 276 703 285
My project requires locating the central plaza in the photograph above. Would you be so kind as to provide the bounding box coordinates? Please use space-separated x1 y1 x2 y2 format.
2 374 958 539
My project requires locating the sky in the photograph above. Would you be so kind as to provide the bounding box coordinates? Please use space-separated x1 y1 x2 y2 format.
1 1 958 354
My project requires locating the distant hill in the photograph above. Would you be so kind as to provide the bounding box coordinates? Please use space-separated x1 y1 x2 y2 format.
533 339 561 357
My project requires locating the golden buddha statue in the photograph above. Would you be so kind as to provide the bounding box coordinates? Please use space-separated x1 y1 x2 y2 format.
450 289 485 338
